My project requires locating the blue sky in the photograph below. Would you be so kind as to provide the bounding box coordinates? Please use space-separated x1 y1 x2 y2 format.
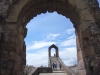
25 1 100 67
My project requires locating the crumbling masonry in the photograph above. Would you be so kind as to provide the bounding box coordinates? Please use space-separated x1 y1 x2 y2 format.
0 0 100 75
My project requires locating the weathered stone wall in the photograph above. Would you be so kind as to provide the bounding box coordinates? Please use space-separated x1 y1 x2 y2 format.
0 0 100 75
76 1 100 75
0 19 26 75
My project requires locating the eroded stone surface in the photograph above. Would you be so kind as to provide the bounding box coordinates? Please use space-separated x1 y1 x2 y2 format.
0 0 100 75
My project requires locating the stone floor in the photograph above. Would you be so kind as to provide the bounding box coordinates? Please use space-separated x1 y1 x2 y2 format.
39 71 67 75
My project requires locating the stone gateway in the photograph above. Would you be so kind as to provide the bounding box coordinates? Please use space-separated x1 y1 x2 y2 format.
0 0 100 75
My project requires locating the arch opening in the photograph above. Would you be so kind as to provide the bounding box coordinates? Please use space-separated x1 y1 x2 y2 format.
25 12 77 67
51 48 56 57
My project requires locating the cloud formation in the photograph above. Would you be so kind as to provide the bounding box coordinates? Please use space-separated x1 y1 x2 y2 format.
66 28 75 34
26 47 77 67
60 34 76 47
47 33 60 40
27 41 56 51
26 34 77 67
26 49 48 67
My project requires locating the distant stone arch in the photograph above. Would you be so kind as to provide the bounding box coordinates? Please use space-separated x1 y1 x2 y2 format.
48 44 59 57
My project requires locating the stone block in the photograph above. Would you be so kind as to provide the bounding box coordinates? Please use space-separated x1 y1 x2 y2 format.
16 46 20 54
22 44 25 51
15 39 18 45
75 0 87 10
53 0 58 2
83 40 87 48
15 57 22 64
47 2 52 8
42 2 47 8
37 9 42 15
48 8 54 12
5 43 14 48
82 32 89 38
52 2 57 8
11 69 17 75
8 47 16 52
79 69 86 75
8 51 22 63
18 49 22 56
83 58 88 69
68 0 75 7
6 23 17 29
87 46 94 56
77 50 83 61
8 52 17 60
14 62 22 71
80 8 90 16
79 21 91 32
78 59 85 70
37 0 41 2
23 52 26 59
42 8 47 13
81 49 87 58
84 14 94 21
12 30 17 36
41 0 47 2
23 58 26 65
7 60 15 69
62 5 68 11
0 69 11 75
57 3 62 9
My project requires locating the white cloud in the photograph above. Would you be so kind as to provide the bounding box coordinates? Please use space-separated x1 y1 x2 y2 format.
60 35 76 47
26 47 77 67
26 49 48 67
59 47 77 66
26 41 56 51
47 33 60 40
59 47 77 59
63 59 77 66
68 34 76 39
66 28 75 34
26 35 77 67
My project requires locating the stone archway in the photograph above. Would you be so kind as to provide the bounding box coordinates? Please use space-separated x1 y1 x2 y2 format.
0 0 100 75
48 44 59 57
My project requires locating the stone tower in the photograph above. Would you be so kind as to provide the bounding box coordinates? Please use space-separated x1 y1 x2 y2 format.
48 44 59 57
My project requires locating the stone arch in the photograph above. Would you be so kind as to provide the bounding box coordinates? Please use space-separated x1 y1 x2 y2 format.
0 0 100 75
48 44 59 57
